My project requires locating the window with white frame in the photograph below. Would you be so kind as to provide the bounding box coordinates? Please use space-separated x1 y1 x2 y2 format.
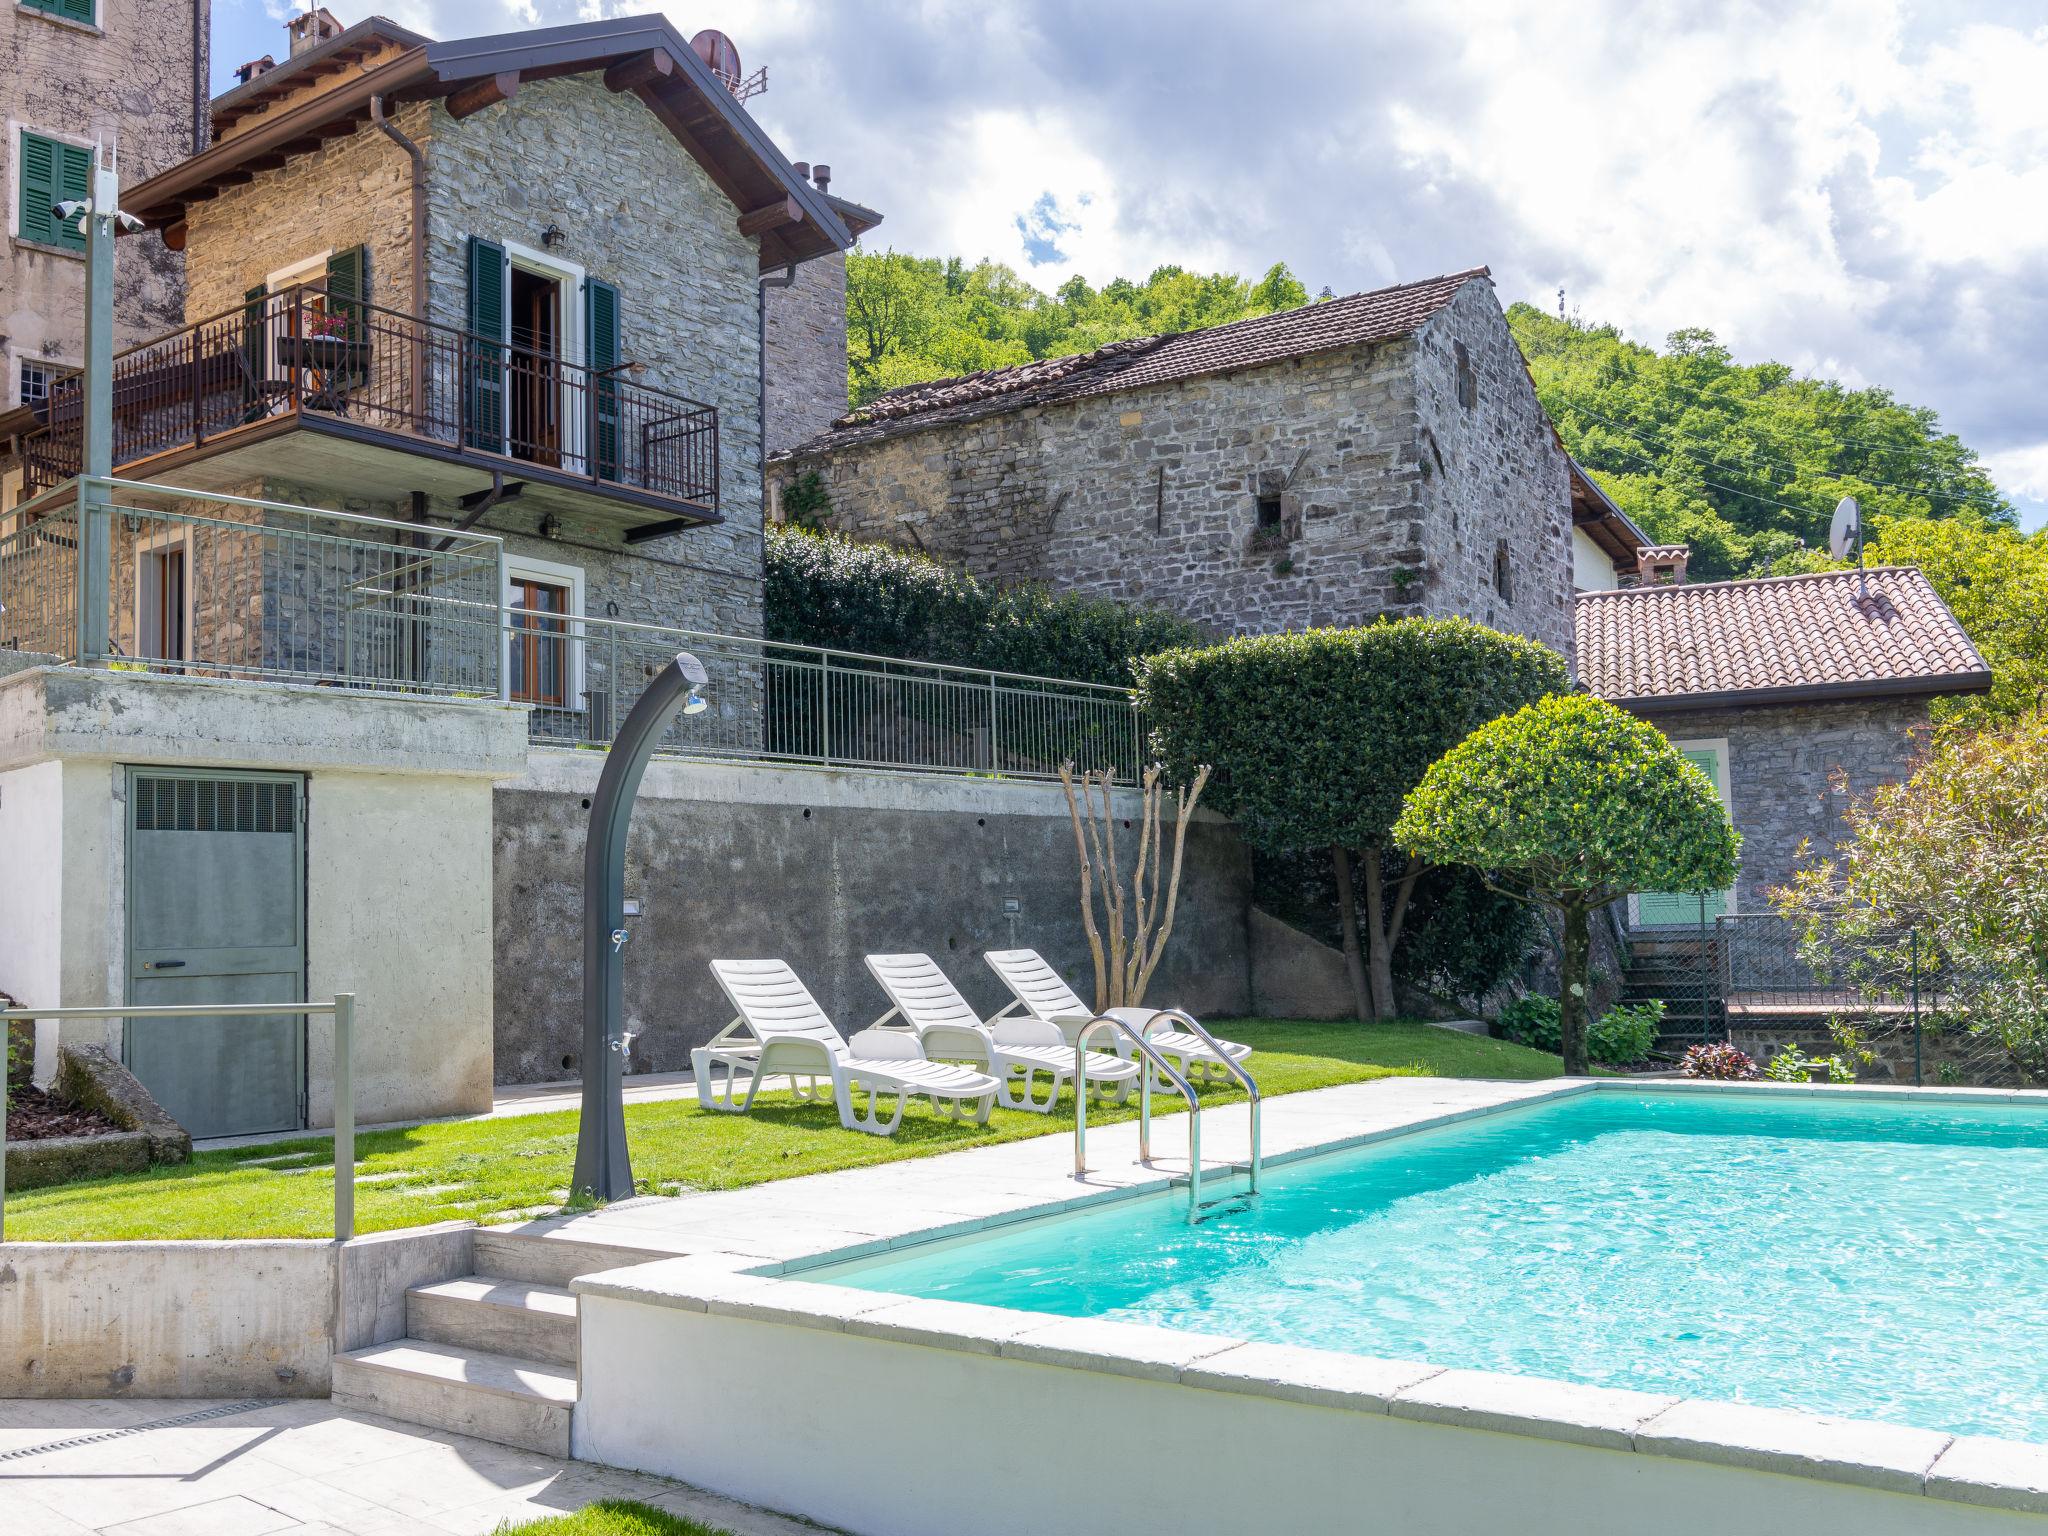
504 554 586 709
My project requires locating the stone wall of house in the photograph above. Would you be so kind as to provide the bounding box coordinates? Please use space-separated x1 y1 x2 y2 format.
781 281 1573 649
181 102 426 322
1643 696 1932 915
424 75 765 639
1411 279 1576 659
763 252 847 456
3 0 204 399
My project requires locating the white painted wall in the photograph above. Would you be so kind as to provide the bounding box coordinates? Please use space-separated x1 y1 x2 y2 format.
1574 526 1623 591
0 759 65 1079
306 771 496 1126
576 1300 2035 1536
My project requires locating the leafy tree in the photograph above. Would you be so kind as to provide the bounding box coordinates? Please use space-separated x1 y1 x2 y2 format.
1139 622 1569 1022
1508 305 2012 580
1777 717 2048 1080
1395 695 1740 1073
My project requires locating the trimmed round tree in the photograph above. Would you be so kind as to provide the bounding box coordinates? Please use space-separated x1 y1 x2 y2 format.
1138 620 1569 1021
1394 694 1739 1074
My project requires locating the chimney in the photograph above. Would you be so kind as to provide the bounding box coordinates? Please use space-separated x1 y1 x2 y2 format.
1636 544 1691 586
812 163 831 193
288 6 345 58
235 55 276 85
791 161 810 182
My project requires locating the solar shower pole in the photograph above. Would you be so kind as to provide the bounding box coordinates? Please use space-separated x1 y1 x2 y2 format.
571 651 709 1202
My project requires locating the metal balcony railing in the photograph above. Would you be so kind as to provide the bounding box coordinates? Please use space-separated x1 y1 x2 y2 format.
1 478 1143 782
22 283 720 510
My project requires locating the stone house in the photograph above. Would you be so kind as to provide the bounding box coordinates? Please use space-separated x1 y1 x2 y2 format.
772 268 1644 660
1575 565 1992 930
1 0 206 512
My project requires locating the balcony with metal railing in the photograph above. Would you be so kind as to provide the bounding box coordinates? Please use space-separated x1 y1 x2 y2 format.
18 284 721 541
1 479 1143 782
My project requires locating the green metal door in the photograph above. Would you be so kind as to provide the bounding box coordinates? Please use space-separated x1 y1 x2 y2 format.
1634 744 1734 928
124 769 306 1139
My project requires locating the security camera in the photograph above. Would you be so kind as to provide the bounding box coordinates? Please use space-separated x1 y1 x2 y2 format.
115 210 143 233
52 199 87 223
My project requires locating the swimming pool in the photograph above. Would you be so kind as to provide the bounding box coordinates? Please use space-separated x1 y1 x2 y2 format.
814 1088 2048 1442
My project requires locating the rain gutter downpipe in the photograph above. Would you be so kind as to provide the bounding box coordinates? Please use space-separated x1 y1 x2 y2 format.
758 262 796 508
371 94 426 421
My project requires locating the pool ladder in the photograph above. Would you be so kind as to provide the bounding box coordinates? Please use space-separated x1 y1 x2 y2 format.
1073 1008 1262 1225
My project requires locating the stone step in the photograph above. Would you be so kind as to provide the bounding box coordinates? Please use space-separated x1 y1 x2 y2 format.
407 1276 579 1367
332 1340 576 1458
473 1227 667 1288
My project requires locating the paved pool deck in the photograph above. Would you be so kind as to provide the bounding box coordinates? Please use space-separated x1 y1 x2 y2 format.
0 1396 831 1536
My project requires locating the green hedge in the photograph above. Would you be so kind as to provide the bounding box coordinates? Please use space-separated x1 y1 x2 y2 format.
764 526 1199 687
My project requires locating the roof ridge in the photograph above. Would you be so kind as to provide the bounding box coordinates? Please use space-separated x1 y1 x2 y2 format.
1574 566 1921 600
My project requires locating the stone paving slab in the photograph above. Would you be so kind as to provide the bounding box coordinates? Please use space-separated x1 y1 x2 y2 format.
0 1398 832 1536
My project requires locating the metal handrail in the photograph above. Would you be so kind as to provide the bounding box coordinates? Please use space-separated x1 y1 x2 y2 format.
81 474 505 549
1142 1007 1261 1195
0 995 357 1245
1073 1013 1209 1223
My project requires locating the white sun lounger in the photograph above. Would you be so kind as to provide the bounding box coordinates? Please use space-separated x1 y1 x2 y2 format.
865 952 1140 1113
696 959 1001 1136
983 948 1253 1085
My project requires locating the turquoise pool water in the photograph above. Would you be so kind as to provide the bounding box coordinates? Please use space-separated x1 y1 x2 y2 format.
816 1090 2048 1442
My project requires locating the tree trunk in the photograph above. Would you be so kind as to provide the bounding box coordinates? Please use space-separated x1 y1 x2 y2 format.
1559 901 1592 1076
1331 845 1372 1024
1359 849 1398 1021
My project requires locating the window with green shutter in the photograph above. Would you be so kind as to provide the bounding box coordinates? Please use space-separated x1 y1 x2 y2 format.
585 278 620 479
20 0 97 26
17 130 92 251
463 237 507 449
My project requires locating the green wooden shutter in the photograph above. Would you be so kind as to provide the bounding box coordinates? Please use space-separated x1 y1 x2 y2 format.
463 237 506 449
18 131 90 251
1635 746 1733 927
585 278 620 480
324 244 367 341
241 284 269 422
21 0 97 24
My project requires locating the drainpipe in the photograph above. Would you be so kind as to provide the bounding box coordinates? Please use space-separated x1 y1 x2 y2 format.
371 95 426 421
757 263 796 518
191 2 206 154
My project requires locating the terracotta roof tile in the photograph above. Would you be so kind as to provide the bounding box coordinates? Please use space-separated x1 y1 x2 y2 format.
1574 567 1992 708
786 268 1489 456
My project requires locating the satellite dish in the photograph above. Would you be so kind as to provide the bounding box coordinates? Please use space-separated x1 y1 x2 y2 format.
691 29 742 82
1828 496 1862 562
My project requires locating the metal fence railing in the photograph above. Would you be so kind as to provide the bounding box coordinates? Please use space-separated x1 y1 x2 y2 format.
1 477 505 697
0 994 356 1245
506 610 1144 778
1 477 1144 781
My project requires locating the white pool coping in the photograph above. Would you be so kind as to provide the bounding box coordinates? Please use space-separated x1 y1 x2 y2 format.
553 1076 2048 1520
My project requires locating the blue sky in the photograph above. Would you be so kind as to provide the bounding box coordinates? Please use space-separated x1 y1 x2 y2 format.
215 1 2048 530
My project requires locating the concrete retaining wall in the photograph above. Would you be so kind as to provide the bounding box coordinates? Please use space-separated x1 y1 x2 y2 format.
0 1223 473 1398
493 751 1254 1084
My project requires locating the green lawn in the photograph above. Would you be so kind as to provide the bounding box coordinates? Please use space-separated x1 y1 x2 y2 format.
498 1501 725 1536
5 1019 1564 1242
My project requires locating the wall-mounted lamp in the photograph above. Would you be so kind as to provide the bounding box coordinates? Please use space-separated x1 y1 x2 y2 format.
538 512 561 540
540 222 566 248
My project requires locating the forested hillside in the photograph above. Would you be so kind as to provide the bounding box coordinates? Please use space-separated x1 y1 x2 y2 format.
841 251 2012 584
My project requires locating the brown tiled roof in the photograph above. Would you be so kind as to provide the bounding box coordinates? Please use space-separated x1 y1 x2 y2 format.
786 267 1490 456
1575 567 1992 710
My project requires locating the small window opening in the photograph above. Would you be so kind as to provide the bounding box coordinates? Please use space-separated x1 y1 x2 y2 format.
1493 539 1513 601
1454 341 1478 409
1255 494 1283 530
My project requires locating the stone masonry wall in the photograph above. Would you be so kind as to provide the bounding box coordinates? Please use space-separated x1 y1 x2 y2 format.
1412 279 1576 660
782 279 1573 648
425 75 765 639
3 0 204 395
794 339 1432 632
1641 697 1932 916
763 252 847 456
181 101 426 322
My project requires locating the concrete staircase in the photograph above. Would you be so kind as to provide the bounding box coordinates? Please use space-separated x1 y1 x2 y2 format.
332 1229 657 1457
1621 932 1723 1048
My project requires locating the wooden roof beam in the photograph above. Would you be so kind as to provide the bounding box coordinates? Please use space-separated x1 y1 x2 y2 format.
737 196 804 238
445 71 519 119
604 48 674 94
